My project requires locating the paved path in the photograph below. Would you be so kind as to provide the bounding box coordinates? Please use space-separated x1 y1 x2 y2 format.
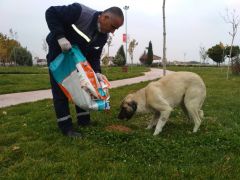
0 68 173 108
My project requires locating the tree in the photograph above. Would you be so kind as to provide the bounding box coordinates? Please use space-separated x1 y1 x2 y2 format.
103 35 113 67
42 38 48 55
128 39 138 66
222 9 240 79
0 32 20 65
232 55 240 75
225 45 240 58
10 47 32 66
0 33 8 65
146 41 153 66
8 28 20 65
207 43 225 66
112 45 126 66
7 39 20 65
101 55 110 66
199 46 208 64
162 0 167 75
106 35 113 58
139 51 147 65
9 28 18 40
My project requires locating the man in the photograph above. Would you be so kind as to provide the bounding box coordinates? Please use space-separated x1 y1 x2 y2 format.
45 3 124 138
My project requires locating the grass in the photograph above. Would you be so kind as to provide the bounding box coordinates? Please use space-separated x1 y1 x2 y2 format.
0 74 51 94
0 66 49 74
0 66 149 94
0 67 240 178
102 66 149 81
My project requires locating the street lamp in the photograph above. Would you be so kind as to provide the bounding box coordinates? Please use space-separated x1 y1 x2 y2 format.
123 5 129 65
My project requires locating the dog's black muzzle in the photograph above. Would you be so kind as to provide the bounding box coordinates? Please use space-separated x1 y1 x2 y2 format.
118 108 134 120
118 101 137 120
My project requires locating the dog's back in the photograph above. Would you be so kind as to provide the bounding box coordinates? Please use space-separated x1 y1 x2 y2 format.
147 71 206 107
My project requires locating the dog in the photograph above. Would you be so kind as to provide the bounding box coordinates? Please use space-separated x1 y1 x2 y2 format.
118 71 206 135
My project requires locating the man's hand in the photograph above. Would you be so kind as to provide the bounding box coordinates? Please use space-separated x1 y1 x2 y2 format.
96 73 106 82
57 37 72 51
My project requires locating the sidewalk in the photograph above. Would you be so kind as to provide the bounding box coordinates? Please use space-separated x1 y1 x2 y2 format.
0 68 173 108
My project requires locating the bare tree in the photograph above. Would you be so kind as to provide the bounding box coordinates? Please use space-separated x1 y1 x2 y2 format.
9 28 18 40
42 38 48 55
106 35 113 59
222 9 240 79
199 46 208 64
9 28 19 66
128 39 138 66
162 0 167 76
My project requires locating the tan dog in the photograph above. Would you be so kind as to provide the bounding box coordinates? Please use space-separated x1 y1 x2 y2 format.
118 71 206 135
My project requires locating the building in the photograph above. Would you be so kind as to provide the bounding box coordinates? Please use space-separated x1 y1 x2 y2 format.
139 51 161 65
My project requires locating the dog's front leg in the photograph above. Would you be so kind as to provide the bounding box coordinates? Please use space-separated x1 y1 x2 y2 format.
153 110 171 136
146 112 160 130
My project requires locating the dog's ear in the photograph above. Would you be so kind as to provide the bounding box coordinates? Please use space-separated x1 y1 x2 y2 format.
129 101 137 112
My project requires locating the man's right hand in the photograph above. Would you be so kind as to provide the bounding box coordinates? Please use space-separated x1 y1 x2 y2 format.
57 37 72 51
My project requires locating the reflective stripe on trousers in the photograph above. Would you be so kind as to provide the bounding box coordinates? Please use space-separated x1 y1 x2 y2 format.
57 115 71 122
77 111 90 117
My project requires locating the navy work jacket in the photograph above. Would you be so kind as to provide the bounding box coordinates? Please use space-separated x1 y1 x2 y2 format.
45 3 108 73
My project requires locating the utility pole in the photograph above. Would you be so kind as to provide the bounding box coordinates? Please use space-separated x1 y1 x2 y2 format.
162 0 167 76
123 5 129 65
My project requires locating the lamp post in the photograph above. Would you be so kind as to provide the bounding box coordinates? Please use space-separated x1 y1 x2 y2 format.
123 5 129 65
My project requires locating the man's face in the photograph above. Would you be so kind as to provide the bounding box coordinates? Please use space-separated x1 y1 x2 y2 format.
98 13 124 34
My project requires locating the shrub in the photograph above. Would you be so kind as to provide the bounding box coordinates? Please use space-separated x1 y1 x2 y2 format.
113 45 126 66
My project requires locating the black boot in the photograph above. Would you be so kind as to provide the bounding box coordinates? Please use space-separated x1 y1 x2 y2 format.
57 115 83 138
65 129 83 138
78 118 91 126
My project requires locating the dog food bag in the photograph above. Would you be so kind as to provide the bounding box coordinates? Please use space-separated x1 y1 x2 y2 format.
49 45 110 111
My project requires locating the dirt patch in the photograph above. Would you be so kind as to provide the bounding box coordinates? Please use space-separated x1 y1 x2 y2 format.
105 125 133 133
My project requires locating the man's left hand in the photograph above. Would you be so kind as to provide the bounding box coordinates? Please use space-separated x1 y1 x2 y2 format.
96 73 106 82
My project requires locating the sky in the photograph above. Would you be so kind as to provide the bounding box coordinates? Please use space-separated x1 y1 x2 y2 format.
0 0 240 64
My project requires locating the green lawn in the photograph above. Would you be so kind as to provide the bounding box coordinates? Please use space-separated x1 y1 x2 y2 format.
0 67 240 178
0 66 149 94
0 66 49 74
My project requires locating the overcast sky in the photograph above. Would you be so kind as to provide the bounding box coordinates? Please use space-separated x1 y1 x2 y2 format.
0 0 240 64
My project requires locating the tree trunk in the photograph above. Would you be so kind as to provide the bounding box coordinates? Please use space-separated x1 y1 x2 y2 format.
227 37 235 79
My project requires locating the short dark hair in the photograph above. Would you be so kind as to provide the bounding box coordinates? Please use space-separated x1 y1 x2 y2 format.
103 7 124 20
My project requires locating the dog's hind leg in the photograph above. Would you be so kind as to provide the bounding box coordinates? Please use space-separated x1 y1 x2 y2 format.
199 110 204 119
181 101 191 122
184 87 205 132
185 104 202 133
146 112 160 130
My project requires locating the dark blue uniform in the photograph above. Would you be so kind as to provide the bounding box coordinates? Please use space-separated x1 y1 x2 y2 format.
45 3 108 134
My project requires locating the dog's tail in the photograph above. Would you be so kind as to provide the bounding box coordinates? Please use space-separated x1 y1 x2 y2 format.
199 110 204 119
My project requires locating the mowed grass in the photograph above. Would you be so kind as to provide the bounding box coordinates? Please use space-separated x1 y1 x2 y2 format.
0 66 149 94
0 67 240 178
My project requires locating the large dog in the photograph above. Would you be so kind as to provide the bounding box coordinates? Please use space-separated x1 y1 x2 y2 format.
118 71 206 135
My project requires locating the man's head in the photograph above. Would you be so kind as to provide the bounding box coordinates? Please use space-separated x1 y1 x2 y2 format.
98 7 124 34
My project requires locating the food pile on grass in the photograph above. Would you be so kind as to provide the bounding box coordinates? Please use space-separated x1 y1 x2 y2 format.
105 124 132 133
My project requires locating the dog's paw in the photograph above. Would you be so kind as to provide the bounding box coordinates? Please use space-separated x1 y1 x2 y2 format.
146 125 153 130
153 131 160 136
153 128 163 135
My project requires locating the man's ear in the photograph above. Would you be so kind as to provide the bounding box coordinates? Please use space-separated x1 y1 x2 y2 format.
105 15 111 21
102 13 110 20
